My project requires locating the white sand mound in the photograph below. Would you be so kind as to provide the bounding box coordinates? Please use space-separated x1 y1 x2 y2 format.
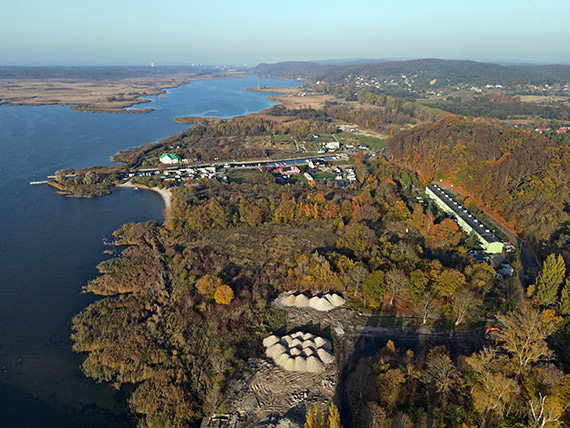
291 331 304 339
276 353 290 366
266 343 287 359
294 294 310 307
281 294 297 306
290 338 303 349
302 332 315 341
328 293 346 307
308 296 321 307
312 298 334 311
283 357 296 371
317 348 335 364
263 332 334 373
306 356 326 373
294 357 308 372
263 335 280 348
314 336 327 348
302 347 315 357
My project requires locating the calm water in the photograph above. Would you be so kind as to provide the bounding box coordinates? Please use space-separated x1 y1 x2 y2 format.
0 77 301 427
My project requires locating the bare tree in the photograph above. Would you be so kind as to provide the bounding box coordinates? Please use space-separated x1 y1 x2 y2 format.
452 289 481 326
498 306 554 374
414 292 439 325
385 268 410 307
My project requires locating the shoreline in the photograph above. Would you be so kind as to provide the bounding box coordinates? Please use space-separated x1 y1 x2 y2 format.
118 179 172 210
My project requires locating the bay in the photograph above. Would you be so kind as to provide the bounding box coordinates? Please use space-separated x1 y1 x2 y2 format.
0 76 301 427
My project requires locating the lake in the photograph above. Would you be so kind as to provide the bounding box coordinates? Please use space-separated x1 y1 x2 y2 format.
0 76 301 427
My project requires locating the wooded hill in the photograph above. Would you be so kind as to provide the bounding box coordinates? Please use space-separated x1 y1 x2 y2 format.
254 59 570 87
386 116 570 256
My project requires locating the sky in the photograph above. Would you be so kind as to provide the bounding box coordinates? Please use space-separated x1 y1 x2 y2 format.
2 0 570 66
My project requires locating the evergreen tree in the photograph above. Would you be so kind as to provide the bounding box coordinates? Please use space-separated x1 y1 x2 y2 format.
559 277 570 315
533 254 566 307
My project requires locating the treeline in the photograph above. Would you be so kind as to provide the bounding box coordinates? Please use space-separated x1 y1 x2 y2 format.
254 59 570 87
387 116 570 256
423 97 570 121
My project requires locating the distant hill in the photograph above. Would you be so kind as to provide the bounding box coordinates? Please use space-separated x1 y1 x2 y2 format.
253 59 570 87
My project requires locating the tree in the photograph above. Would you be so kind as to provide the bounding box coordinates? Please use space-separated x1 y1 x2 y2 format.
305 403 324 428
214 284 234 305
362 270 386 309
558 278 570 315
465 347 520 423
531 254 566 307
195 274 223 299
385 269 410 307
527 393 564 428
414 292 439 325
304 403 343 428
432 269 466 300
422 347 460 403
498 307 554 374
452 289 481 326
377 368 406 411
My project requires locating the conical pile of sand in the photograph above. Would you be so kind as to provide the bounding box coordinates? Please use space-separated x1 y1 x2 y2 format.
278 292 345 311
262 332 335 373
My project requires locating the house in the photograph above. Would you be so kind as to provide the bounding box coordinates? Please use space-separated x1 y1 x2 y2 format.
160 153 181 164
535 126 551 133
276 165 300 176
425 184 504 254
324 141 340 150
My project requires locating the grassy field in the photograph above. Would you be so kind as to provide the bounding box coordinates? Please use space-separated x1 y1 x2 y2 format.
337 132 386 151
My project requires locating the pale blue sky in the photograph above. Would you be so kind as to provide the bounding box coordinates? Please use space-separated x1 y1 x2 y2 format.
2 0 569 66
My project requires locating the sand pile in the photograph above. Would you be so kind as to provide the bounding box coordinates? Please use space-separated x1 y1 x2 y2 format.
279 292 345 311
263 332 334 373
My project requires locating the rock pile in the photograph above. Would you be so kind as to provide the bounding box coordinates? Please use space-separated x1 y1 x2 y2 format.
263 332 335 373
279 292 345 311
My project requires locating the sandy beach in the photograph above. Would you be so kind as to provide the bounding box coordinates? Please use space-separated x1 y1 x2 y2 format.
119 179 172 210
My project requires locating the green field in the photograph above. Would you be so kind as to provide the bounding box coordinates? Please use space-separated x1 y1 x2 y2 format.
337 132 386 151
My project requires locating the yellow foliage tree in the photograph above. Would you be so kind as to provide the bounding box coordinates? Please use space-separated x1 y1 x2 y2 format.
214 284 234 305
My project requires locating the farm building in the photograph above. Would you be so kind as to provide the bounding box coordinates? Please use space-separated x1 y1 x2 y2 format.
426 184 504 254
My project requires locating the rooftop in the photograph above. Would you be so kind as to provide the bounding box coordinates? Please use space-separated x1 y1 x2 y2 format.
427 184 501 244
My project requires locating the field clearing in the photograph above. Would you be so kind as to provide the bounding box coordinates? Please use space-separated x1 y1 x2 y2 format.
337 131 386 151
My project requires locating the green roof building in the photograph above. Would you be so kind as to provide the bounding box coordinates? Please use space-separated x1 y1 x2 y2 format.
160 153 181 164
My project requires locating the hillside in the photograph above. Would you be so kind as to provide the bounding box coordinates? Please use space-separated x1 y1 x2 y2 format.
386 116 570 254
254 58 570 88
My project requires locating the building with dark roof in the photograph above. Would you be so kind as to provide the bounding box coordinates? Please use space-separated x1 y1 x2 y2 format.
426 184 504 254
